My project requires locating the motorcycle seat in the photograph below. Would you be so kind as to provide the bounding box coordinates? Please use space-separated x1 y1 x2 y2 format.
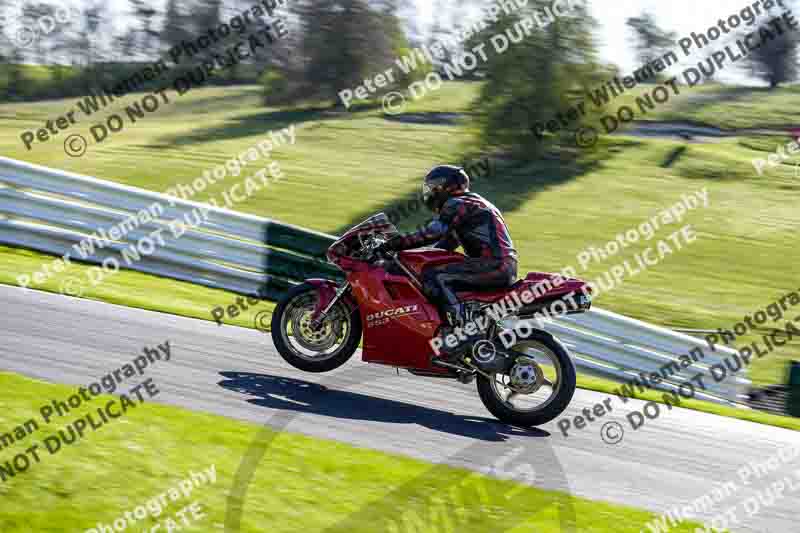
456 273 583 304
456 281 529 304
455 288 513 303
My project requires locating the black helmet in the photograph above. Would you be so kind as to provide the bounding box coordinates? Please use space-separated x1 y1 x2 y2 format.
422 165 470 212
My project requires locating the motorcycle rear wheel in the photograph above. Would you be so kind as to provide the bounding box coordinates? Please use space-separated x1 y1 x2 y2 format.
476 330 576 427
271 283 362 373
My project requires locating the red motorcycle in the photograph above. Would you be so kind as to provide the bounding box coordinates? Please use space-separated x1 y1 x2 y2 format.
271 214 592 427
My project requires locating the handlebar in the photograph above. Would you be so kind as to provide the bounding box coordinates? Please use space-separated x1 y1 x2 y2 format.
359 234 397 263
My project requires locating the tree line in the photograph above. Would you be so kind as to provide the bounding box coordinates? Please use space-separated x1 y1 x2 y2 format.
1 0 797 158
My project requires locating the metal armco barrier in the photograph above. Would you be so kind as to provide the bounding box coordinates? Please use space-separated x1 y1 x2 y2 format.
0 156 342 300
0 157 749 404
536 310 748 404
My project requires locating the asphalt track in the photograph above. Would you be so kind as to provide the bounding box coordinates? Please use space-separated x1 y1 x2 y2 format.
2 284 799 532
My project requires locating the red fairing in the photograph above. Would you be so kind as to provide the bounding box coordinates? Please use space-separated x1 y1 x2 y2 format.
344 266 590 372
307 279 356 321
397 249 466 276
348 267 446 371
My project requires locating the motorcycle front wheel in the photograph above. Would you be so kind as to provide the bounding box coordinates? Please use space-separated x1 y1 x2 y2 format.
271 283 362 373
476 330 576 427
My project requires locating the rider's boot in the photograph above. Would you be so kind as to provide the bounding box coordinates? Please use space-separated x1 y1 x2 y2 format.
433 303 482 364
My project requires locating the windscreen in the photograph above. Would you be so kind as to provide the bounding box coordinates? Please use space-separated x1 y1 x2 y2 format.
327 213 399 262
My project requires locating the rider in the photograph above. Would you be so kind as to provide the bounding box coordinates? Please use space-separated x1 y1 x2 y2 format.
379 165 518 358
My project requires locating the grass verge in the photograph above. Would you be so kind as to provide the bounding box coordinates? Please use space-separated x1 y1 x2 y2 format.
0 245 274 330
0 371 702 532
577 375 800 432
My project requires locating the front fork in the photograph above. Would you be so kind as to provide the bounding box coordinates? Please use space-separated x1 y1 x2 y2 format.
310 281 351 330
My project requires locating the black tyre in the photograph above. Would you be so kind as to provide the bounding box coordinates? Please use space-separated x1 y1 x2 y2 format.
270 283 362 373
476 330 576 427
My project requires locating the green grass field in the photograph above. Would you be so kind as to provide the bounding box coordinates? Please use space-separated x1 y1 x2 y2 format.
659 85 800 130
0 372 704 533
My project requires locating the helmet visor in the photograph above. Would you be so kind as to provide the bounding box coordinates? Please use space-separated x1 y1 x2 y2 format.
422 182 433 204
422 182 442 211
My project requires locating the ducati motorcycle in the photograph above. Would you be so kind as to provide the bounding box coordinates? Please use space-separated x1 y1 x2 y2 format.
271 214 592 427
